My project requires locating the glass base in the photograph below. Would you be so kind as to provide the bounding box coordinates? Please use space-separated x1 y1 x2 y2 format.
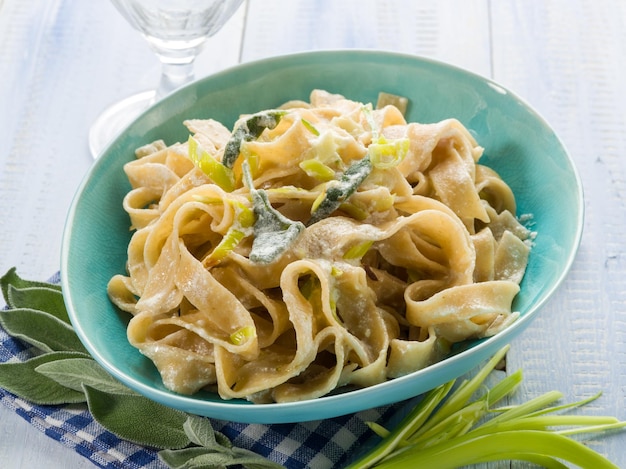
88 90 155 158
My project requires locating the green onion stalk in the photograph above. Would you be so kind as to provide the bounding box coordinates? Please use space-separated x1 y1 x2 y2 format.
346 345 626 469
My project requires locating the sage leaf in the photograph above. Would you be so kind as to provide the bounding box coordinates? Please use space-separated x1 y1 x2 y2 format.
183 414 231 449
1 267 61 301
0 307 88 354
222 110 286 168
36 357 138 396
249 189 304 263
84 384 190 449
243 160 304 264
6 284 69 323
159 447 225 468
308 155 373 226
159 445 284 469
159 449 240 468
160 415 283 468
228 446 286 469
0 351 88 405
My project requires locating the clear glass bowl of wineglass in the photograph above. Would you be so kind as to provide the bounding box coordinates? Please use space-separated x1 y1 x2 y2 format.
89 0 244 158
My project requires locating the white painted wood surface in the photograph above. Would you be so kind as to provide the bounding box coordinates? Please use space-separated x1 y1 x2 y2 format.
0 0 624 467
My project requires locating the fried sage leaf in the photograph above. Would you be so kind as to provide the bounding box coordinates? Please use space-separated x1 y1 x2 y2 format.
242 160 304 263
308 154 373 226
222 110 286 169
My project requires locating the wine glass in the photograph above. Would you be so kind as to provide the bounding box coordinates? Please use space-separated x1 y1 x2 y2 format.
89 0 245 158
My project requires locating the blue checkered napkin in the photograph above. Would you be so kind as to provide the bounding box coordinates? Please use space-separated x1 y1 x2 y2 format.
0 272 406 469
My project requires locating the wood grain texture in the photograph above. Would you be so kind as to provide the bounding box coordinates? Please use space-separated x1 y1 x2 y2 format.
0 404 94 469
492 1 626 467
0 0 245 281
0 1 245 467
0 0 625 467
242 0 492 76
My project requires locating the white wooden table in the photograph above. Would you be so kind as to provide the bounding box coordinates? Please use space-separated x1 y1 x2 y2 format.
1 0 625 467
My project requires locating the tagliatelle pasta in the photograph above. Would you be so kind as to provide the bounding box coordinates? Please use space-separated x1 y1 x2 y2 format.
107 90 533 403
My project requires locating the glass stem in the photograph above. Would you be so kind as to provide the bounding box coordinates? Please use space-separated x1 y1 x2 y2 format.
150 38 206 101
155 59 195 100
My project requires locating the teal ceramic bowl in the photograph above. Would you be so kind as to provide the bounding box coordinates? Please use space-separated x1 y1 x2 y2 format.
62 50 583 424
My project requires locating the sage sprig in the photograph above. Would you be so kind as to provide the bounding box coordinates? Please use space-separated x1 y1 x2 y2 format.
0 268 281 468
0 351 88 405
159 415 283 469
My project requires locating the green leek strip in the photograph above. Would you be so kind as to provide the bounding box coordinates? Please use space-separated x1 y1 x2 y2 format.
266 186 312 196
516 390 603 419
481 367 524 406
229 326 255 346
201 201 254 268
301 118 320 136
310 190 327 213
188 136 235 192
203 228 246 267
368 137 409 169
479 390 564 427
363 103 409 168
413 345 510 435
406 399 489 451
338 202 369 221
343 241 374 260
476 415 623 434
191 195 223 205
230 200 255 229
299 159 336 181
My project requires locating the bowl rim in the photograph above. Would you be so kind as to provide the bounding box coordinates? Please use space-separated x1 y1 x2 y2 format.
61 49 584 423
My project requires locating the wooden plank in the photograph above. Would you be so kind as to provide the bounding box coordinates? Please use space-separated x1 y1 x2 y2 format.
0 1 245 468
0 1 245 281
0 405 94 469
491 1 626 467
241 0 492 76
